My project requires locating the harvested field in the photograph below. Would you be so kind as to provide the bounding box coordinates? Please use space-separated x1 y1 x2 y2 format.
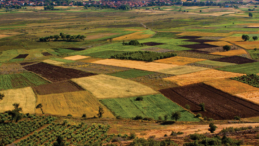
211 49 247 56
218 62 259 74
42 52 52 56
100 94 199 121
194 60 236 67
33 81 84 95
108 69 155 79
112 31 153 41
0 63 26 74
157 65 208 75
174 51 223 59
85 33 118 40
212 56 256 64
92 59 177 71
0 87 36 114
232 41 259 50
71 74 157 99
42 59 65 65
177 32 232 37
130 73 178 90
24 62 96 82
164 69 244 86
13 54 28 59
63 55 90 61
235 91 259 104
160 84 259 120
79 58 104 63
142 47 173 53
143 42 165 46
61 62 130 74
196 45 241 53
204 78 259 94
204 41 232 47
35 91 115 118
220 36 243 42
155 56 205 65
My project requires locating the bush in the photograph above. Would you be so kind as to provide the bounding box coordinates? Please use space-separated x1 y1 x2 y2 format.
223 45 231 51
136 96 143 101
82 114 86 118
209 123 217 133
185 104 190 110
242 34 250 41
129 132 136 140
133 115 143 120
199 103 206 111
254 48 257 51
128 40 140 46
189 133 206 140
67 114 72 117
234 116 240 120
196 113 202 118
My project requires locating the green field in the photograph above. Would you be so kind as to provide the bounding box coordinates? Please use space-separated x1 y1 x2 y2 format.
100 94 200 121
0 72 49 90
195 60 237 67
217 62 259 74
247 49 259 60
108 69 155 79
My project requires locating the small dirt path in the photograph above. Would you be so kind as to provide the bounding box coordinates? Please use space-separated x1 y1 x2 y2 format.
227 41 253 59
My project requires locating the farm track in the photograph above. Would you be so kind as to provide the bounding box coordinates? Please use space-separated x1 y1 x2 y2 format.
226 41 253 59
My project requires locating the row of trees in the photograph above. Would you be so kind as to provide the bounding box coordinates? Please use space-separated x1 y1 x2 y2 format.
242 34 258 41
39 33 86 42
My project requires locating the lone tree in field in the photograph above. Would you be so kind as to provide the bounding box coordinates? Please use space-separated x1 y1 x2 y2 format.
53 136 65 146
199 103 206 111
223 45 231 51
6 103 23 122
171 112 181 121
136 96 143 101
242 34 250 41
253 36 258 41
36 103 44 114
249 12 253 17
98 106 104 118
0 93 4 100
208 123 217 133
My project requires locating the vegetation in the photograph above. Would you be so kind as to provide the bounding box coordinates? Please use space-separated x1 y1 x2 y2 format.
219 126 253 134
218 62 259 74
231 74 259 88
36 103 44 114
39 33 86 42
129 138 178 146
208 123 217 133
0 93 4 100
253 36 258 41
110 51 177 62
108 69 155 79
242 34 250 41
171 112 181 121
199 103 206 111
223 45 231 51
123 40 142 46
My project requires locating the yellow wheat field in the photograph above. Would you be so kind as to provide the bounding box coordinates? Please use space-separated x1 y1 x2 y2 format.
204 78 259 94
93 59 177 71
79 58 104 63
71 74 157 99
177 31 232 37
164 69 244 86
155 56 205 65
63 55 90 61
210 49 247 56
232 41 259 50
35 91 115 118
112 31 153 41
0 87 36 114
235 91 259 104
204 41 232 47
42 59 65 65
220 36 243 42
157 65 208 75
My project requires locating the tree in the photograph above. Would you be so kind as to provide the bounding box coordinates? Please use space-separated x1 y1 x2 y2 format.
98 106 104 118
164 115 168 121
242 34 250 41
79 35 86 40
171 112 181 121
249 12 253 17
136 96 143 101
200 10 202 12
6 103 23 122
199 103 206 111
223 45 231 51
66 35 71 40
53 136 65 146
208 123 217 133
0 93 4 100
36 103 44 114
54 35 60 41
253 36 258 41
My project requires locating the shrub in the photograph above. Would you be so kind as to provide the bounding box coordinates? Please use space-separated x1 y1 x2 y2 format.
185 104 190 110
129 132 136 140
128 40 140 46
242 34 250 41
67 114 72 117
253 36 258 41
234 116 240 120
196 113 202 118
82 114 86 118
209 123 217 133
199 103 206 111
208 118 214 121
133 115 143 120
136 96 143 101
223 45 231 51
189 133 206 140
254 48 257 51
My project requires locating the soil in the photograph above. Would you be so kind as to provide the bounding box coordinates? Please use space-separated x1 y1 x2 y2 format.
196 45 241 54
212 56 257 64
160 84 259 120
24 62 96 82
33 81 84 95
41 52 52 56
178 36 220 49
20 62 35 66
174 51 223 60
65 48 85 51
13 54 28 59
180 44 218 49
143 42 165 46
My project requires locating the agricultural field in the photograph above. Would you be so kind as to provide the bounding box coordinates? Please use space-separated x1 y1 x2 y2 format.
157 65 208 75
218 62 259 74
100 94 200 121
210 49 248 56
231 74 259 88
35 91 115 118
71 74 158 99
212 56 256 64
193 60 237 67
154 56 205 65
108 69 155 79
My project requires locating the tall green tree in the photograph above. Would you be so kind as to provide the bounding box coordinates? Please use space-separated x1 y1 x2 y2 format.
208 123 217 133
98 106 104 118
242 34 250 41
171 112 181 121
253 36 258 41
249 12 253 17
36 103 44 114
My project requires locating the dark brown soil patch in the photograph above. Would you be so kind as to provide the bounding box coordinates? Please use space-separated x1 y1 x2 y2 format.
197 45 241 54
143 42 165 46
130 73 178 90
66 48 85 51
212 56 257 64
61 62 131 74
180 44 218 49
42 52 52 56
175 51 223 60
160 84 259 120
14 54 28 59
33 81 84 95
142 47 174 53
24 62 96 82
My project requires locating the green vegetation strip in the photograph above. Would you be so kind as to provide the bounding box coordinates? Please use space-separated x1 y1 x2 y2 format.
195 60 236 67
108 69 155 79
100 94 199 121
231 74 259 88
217 62 259 74
248 50 259 60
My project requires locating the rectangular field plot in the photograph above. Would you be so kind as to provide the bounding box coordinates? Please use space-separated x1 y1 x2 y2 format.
61 62 131 74
212 56 256 64
194 60 236 67
160 84 259 120
175 51 223 60
157 65 208 75
93 59 177 71
33 81 84 95
0 87 36 113
204 78 259 94
0 63 26 74
72 74 157 99
24 62 96 82
235 91 259 104
108 69 155 79
0 72 49 90
63 55 90 60
164 69 244 86
100 94 199 121
211 49 247 56
36 91 115 118
155 56 205 65
42 59 65 65
218 62 259 74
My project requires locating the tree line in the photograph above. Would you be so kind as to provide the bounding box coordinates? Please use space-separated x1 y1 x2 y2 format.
39 33 86 42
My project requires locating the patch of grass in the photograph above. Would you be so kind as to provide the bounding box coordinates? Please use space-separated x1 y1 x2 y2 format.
8 58 25 63
247 49 259 59
152 32 178 38
100 94 200 121
85 50 125 58
217 62 259 74
231 74 259 88
195 60 236 67
108 69 155 79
